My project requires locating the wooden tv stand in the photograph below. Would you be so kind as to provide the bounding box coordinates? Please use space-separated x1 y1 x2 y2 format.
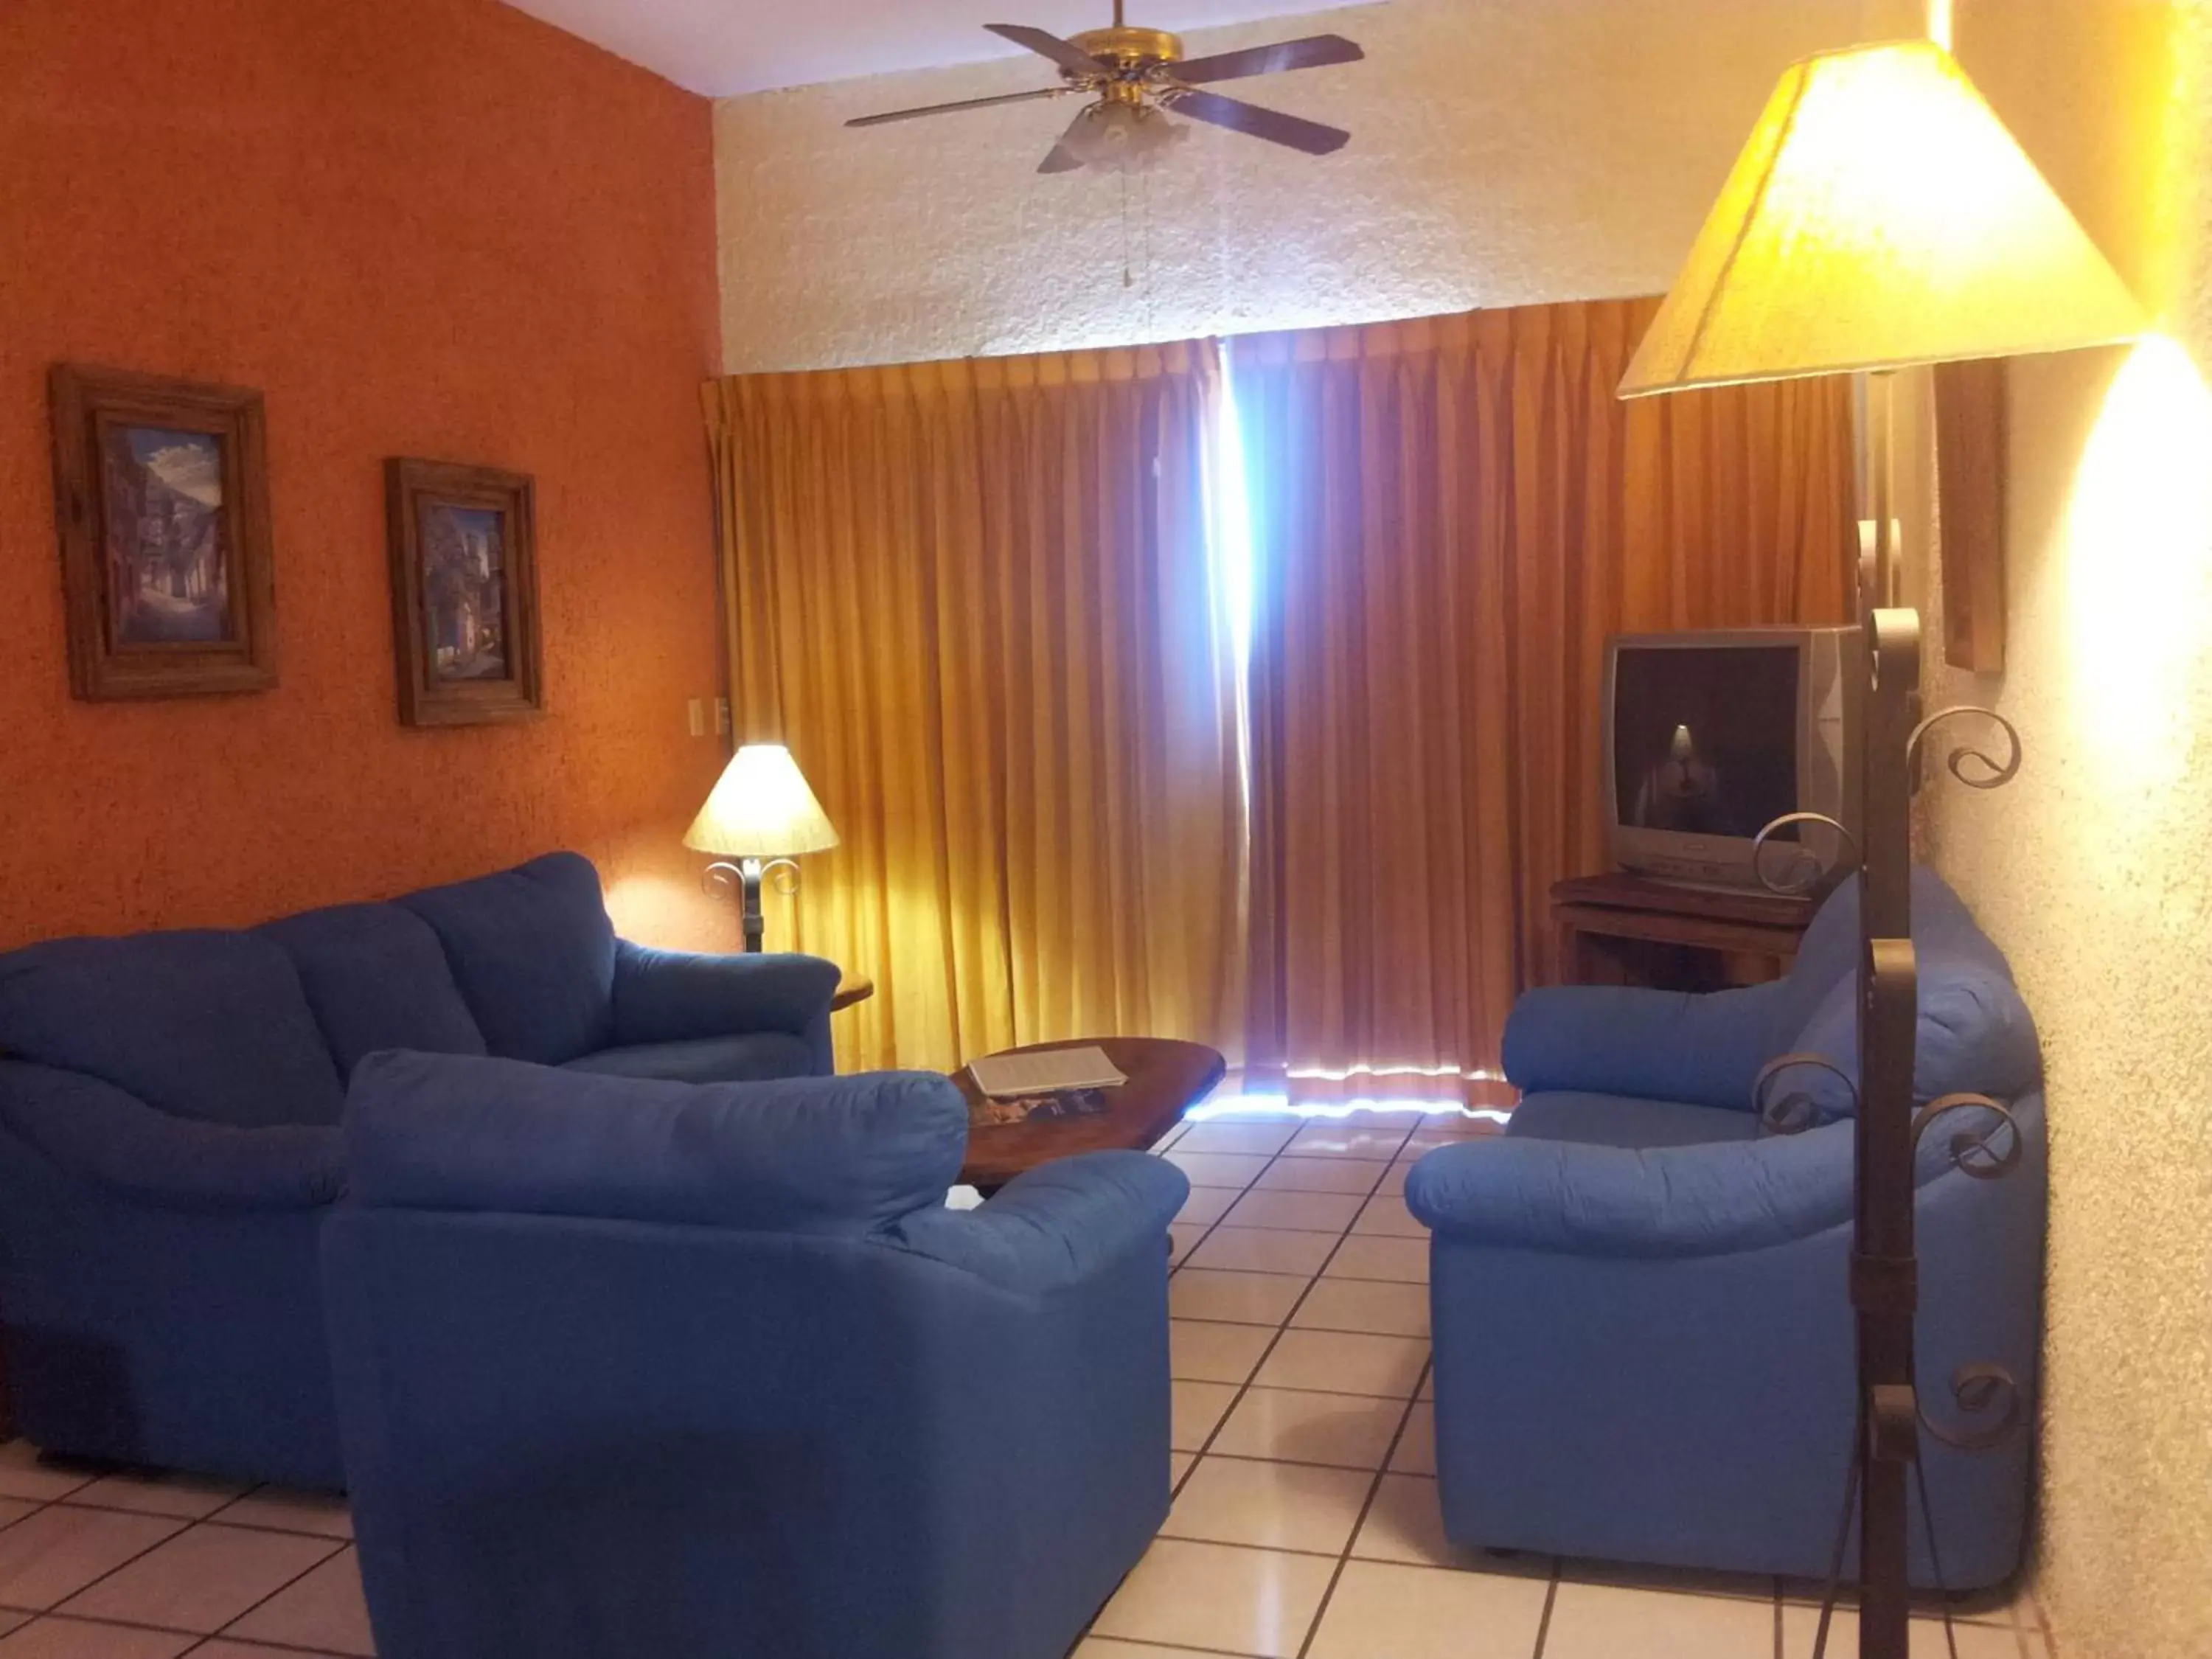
1550 872 1818 991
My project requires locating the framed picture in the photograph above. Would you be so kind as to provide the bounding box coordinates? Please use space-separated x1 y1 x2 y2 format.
385 459 543 726
48 365 279 700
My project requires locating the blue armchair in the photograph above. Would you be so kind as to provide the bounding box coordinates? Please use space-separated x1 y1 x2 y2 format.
322 1051 1188 1659
0 853 838 1486
1405 868 2045 1589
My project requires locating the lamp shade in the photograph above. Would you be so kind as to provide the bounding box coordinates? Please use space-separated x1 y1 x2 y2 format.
684 744 840 858
1620 40 2149 397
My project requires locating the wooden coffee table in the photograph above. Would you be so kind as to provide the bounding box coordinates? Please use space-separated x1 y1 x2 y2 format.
954 1037 1226 1192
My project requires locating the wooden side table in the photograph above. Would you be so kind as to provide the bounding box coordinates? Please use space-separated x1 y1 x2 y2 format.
831 975 874 1012
1551 873 1818 992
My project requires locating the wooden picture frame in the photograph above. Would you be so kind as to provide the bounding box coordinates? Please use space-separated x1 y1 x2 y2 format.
385 458 543 726
1934 358 2008 673
48 364 279 700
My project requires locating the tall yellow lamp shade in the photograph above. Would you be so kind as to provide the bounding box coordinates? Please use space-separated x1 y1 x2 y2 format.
1619 39 2148 396
685 743 839 952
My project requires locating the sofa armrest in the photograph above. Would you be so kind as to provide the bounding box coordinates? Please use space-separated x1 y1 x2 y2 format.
880 1152 1190 1295
1404 1127 1857 1259
611 942 840 1065
0 1060 342 1213
1501 981 1783 1110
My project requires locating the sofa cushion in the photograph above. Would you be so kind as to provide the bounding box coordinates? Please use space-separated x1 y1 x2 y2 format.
397 853 616 1065
1506 1092 1760 1150
260 904 487 1077
346 1051 967 1234
563 1033 818 1086
0 933 342 1129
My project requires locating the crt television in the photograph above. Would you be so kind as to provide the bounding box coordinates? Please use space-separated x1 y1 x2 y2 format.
1604 626 1863 891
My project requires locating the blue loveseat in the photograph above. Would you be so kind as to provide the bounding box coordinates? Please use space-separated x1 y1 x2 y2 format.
323 1050 1187 1659
0 852 839 1487
1406 868 2045 1588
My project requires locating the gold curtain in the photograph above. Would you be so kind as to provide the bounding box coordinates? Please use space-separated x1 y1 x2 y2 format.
1229 298 1856 1105
702 344 1245 1075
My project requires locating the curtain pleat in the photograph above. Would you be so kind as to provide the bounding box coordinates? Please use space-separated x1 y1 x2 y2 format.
1230 298 1856 1105
701 345 1247 1076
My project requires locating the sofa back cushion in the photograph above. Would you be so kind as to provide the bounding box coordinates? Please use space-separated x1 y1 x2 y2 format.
346 1051 968 1234
0 932 344 1128
1766 868 2040 1119
260 904 487 1077
397 854 615 1065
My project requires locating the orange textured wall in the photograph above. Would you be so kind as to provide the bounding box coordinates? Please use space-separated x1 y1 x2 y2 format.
0 0 737 953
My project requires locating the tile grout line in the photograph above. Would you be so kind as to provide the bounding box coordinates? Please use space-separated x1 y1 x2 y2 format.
1531 1561 1562 1658
175 1530 355 1658
1290 1354 1432 1659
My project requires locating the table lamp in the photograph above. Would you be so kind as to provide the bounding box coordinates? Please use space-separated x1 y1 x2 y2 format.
684 743 840 953
1618 37 2147 1659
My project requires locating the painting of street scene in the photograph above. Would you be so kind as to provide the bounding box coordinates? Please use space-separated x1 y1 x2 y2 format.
100 425 233 644
418 503 510 682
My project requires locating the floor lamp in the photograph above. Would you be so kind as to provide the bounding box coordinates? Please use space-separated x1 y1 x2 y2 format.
1618 40 2146 1659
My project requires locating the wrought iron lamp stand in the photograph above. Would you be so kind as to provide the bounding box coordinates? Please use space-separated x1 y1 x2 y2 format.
1755 568 2025 1659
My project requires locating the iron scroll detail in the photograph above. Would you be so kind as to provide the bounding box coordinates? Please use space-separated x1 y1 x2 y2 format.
1907 706 2023 793
1916 1363 2025 1453
1753 1051 1859 1136
1750 812 1864 897
1911 1091 2023 1182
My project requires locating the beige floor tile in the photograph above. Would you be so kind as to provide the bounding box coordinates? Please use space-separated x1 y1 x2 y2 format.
0 1506 185 1610
1164 1150 1271 1189
1780 1602 2039 1658
1545 1580 1775 1659
1169 1452 1195 1487
1090 1537 1335 1659
194 1644 359 1659
1173 1185 1237 1226
1166 1222 1212 1265
1284 1121 1418 1160
1163 1456 1374 1554
60 1523 339 1635
0 1618 197 1658
1176 1120 1301 1155
0 1616 22 1640
1254 1158 1387 1196
1324 1235 1429 1284
1170 1268 1310 1327
209 1490 353 1542
0 1503 36 1537
1352 1193 1428 1238
1072 1641 1238 1659
1257 1330 1428 1399
1170 1380 1242 1452
1224 1189 1365 1233
223 1548 374 1656
1305 1558 1551 1659
1170 1320 1276 1385
1375 1160 1412 1197
65 1471 248 1521
1404 1113 1509 1148
1292 1278 1430 1338
1188 1226 1340 1277
1418 1368 1434 1399
0 1447 95 1505
1349 1472 1506 1569
1390 1402 1437 1474
1147 1121 1188 1152
1211 1388 1408 1470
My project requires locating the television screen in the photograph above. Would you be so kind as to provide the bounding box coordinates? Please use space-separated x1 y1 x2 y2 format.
1613 645 1801 841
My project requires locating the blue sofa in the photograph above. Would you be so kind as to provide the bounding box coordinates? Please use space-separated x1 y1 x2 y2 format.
0 852 839 1487
322 1050 1186 1659
1406 868 2045 1589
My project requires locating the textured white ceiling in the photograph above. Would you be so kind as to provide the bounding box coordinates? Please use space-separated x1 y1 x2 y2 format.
503 0 1363 97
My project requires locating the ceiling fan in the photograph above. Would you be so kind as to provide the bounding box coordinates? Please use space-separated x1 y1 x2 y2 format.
846 1 1365 175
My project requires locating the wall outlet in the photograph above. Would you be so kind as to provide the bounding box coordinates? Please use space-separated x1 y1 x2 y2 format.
686 698 706 738
714 698 731 736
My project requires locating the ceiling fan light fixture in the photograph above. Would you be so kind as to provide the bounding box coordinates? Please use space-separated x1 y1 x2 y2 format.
1063 100 1187 173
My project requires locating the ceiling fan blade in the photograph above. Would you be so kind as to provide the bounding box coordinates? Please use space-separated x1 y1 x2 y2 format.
984 23 1110 77
847 86 1066 128
1038 108 1093 173
1172 34 1365 85
1166 88 1351 156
